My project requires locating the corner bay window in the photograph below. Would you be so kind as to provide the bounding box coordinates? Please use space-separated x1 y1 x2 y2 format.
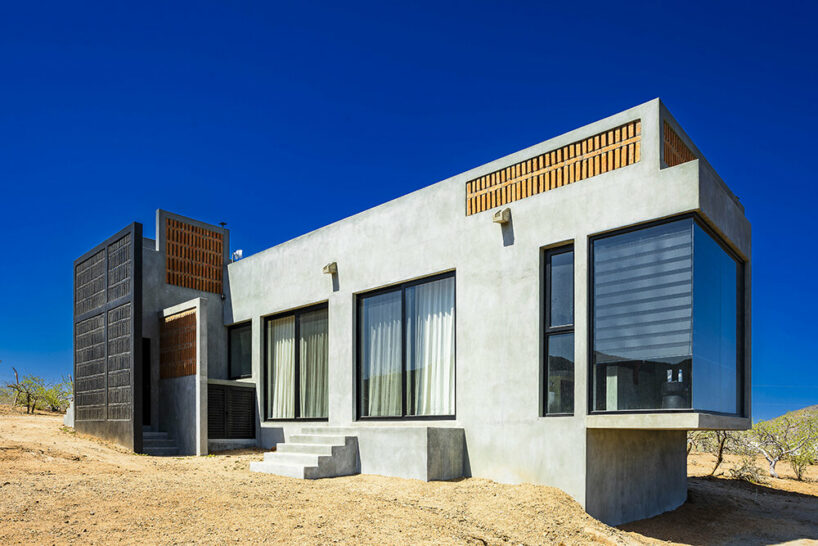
591 217 743 414
544 246 575 415
228 322 252 379
357 273 455 418
264 305 328 420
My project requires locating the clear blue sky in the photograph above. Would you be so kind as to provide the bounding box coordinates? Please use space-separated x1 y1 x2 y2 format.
0 2 815 421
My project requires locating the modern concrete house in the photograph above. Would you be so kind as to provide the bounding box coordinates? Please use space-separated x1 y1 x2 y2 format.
72 98 751 524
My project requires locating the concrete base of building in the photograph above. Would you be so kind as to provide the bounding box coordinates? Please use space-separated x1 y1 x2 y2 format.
585 429 687 525
208 438 258 452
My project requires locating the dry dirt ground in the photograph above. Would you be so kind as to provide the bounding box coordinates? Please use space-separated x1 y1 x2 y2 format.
0 408 816 545
622 452 818 545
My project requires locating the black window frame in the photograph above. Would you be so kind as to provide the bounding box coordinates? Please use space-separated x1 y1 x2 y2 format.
262 302 329 422
227 322 253 380
355 271 456 421
542 244 575 417
586 212 747 417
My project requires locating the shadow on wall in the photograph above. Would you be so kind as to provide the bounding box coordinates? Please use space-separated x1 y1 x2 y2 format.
620 477 818 545
259 426 286 449
461 435 472 477
502 216 515 247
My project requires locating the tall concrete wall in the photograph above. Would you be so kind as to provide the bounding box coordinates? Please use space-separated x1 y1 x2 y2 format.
213 98 752 523
158 375 197 454
141 212 229 451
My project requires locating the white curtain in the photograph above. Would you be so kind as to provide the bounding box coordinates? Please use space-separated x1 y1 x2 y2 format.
299 309 328 418
267 316 295 419
360 291 402 416
407 276 455 416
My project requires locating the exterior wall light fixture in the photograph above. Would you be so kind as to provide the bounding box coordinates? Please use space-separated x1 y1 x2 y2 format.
492 208 511 225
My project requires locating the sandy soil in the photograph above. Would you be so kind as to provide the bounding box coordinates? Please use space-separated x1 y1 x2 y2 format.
0 408 816 545
622 452 818 545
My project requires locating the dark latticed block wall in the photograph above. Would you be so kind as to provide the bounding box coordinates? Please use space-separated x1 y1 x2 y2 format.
73 224 142 451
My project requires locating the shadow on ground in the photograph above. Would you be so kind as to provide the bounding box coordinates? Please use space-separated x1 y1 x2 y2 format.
621 476 818 545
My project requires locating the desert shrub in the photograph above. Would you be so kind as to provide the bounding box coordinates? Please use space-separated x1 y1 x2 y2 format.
743 414 816 479
38 376 72 412
788 443 816 481
2 367 73 413
687 431 704 454
689 430 740 475
728 456 768 484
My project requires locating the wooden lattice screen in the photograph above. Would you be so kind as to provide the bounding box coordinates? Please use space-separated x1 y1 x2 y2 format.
160 309 197 379
663 121 696 168
165 218 224 294
466 120 641 215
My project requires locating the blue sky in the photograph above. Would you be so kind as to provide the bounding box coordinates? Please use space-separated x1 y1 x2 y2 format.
0 1 815 421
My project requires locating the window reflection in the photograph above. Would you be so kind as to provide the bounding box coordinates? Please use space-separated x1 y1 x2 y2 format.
591 218 741 414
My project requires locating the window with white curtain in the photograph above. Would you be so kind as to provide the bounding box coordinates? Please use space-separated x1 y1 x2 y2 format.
264 304 329 420
358 273 455 418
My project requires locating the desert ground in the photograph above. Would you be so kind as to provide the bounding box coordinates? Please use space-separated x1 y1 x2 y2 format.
1 408 816 545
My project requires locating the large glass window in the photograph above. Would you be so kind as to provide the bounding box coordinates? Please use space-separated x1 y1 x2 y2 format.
692 224 739 414
358 273 455 418
591 217 743 414
228 322 252 379
544 246 574 415
264 305 328 420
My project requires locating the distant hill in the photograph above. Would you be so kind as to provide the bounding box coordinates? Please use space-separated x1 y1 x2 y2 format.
788 405 818 418
757 404 817 426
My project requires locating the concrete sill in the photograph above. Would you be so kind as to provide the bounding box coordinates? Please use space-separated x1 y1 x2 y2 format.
586 412 750 431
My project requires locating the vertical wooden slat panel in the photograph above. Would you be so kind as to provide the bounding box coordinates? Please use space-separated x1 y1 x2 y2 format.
464 119 643 214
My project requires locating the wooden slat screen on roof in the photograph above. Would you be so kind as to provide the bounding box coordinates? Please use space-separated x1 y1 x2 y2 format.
465 120 642 215
165 217 224 294
159 309 197 379
663 121 696 168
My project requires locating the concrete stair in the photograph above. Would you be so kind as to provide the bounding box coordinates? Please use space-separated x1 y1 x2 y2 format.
142 430 179 456
250 427 359 479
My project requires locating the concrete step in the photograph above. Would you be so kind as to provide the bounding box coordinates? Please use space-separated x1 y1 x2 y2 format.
249 461 315 479
143 446 179 457
263 451 322 466
143 439 177 448
300 426 359 435
276 442 334 456
251 435 359 480
289 433 347 445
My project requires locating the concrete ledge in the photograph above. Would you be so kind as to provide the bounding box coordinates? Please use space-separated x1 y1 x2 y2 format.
207 378 255 389
586 412 750 431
